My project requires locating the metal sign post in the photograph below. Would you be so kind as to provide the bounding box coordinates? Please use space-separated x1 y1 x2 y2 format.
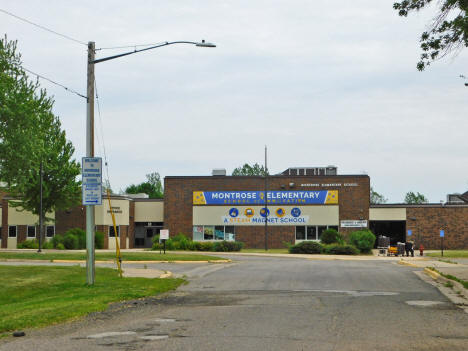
160 229 169 255
82 157 102 285
440 230 445 257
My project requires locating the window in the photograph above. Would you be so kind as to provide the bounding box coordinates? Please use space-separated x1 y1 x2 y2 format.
193 226 204 241
296 225 338 242
214 226 225 240
295 226 306 240
225 226 235 241
109 226 120 237
27 225 36 238
46 226 55 237
204 226 214 240
306 226 316 240
317 226 327 240
8 226 17 237
193 226 236 241
146 228 153 238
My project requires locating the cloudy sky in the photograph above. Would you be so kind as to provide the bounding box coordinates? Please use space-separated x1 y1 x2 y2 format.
2 1 467 203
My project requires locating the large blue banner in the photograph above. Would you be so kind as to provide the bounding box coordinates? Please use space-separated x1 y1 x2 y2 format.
193 190 338 205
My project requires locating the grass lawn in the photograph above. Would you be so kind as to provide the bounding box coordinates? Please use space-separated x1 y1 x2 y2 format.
0 251 225 262
0 265 184 336
241 248 289 254
426 250 468 258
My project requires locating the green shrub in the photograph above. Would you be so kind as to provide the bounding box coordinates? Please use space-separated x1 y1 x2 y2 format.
43 241 54 249
172 234 191 250
63 233 79 250
64 228 86 249
17 239 39 249
320 229 344 245
348 230 376 253
95 231 104 249
199 242 214 251
56 243 65 250
188 241 202 251
212 241 243 252
323 244 359 255
289 241 323 254
52 234 64 248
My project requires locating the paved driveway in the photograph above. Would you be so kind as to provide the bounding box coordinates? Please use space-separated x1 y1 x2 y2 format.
2 255 468 351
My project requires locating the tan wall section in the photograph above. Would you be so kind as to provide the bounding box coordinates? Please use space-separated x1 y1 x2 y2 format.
8 203 54 225
193 205 339 226
95 199 129 226
134 202 163 222
7 237 17 249
370 208 406 221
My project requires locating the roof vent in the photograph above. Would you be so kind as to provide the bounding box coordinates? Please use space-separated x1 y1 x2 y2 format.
212 169 226 176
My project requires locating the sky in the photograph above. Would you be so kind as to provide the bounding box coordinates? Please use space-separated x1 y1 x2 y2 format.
2 1 467 203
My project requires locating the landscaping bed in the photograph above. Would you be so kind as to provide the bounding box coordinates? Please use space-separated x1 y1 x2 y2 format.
0 251 226 262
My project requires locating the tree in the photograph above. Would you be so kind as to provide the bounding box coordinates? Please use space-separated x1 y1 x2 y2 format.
404 191 428 204
125 172 163 198
393 1 468 70
370 187 388 204
232 163 269 176
0 37 81 221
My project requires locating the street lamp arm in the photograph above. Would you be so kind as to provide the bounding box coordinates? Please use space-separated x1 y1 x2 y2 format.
91 40 215 64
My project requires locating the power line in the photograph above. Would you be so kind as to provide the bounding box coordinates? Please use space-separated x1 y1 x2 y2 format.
23 67 87 99
0 8 87 46
94 80 111 189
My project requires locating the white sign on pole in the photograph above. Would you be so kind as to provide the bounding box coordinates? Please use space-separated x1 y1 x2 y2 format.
340 220 368 228
82 157 102 205
160 229 169 240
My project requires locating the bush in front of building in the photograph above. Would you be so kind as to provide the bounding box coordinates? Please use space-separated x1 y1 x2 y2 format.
17 239 39 249
348 229 376 254
289 241 323 254
151 234 243 252
320 229 344 245
50 228 104 250
95 231 104 249
212 240 243 252
63 233 79 250
323 243 359 255
43 241 54 249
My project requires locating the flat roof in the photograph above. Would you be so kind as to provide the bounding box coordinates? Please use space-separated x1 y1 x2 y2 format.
165 175 369 179
371 203 468 208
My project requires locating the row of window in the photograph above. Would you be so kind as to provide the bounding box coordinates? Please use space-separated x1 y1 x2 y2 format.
2 225 122 238
295 225 338 241
193 226 236 241
3 226 56 238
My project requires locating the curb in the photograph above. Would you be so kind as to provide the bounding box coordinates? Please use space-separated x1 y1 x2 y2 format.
397 260 419 268
51 259 231 264
423 268 468 303
159 271 173 279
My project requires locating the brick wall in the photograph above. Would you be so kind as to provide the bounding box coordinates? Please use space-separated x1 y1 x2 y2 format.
55 206 86 234
407 206 468 249
164 175 370 248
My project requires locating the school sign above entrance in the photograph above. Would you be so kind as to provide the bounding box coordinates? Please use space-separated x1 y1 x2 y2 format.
193 190 338 205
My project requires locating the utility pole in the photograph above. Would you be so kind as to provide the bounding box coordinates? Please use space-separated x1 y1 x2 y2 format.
38 160 43 253
264 145 268 251
86 41 96 285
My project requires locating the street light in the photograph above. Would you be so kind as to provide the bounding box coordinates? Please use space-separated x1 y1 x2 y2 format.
85 39 216 285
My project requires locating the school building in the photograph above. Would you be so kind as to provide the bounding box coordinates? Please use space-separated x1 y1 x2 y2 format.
1 167 468 249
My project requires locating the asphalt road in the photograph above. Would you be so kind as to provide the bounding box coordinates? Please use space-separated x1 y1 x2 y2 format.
2 255 468 351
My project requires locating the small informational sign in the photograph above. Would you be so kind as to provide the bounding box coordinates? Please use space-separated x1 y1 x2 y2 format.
82 157 102 206
407 230 412 236
160 229 169 240
440 230 445 238
340 220 368 228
